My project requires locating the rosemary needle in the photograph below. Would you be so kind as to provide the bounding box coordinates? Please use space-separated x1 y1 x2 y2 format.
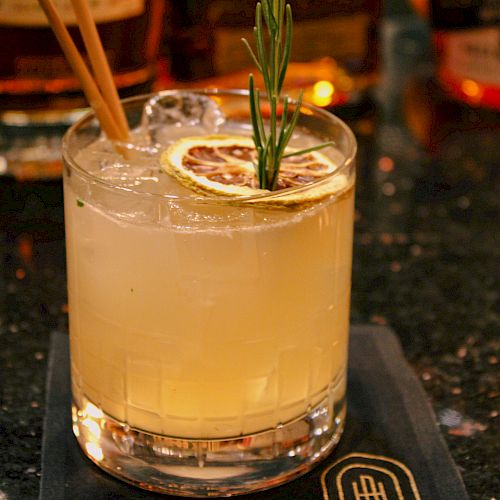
242 0 334 191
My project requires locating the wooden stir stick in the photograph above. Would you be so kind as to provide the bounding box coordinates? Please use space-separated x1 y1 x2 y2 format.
70 0 129 139
37 0 129 143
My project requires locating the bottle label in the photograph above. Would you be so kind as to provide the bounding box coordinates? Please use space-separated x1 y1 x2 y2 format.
213 13 370 75
0 0 145 26
432 0 500 29
441 27 500 85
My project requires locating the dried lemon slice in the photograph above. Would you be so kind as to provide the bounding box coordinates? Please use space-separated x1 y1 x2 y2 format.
161 135 347 207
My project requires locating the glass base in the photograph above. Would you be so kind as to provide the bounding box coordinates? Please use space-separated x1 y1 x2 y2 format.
72 393 346 497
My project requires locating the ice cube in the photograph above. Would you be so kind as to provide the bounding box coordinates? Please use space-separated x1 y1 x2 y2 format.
97 159 160 189
141 92 226 146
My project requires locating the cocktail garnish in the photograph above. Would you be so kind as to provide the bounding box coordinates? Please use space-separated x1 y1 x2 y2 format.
241 0 334 190
161 2 345 204
162 135 345 207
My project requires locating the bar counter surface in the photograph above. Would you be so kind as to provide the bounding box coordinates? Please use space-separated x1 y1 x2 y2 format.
0 12 498 500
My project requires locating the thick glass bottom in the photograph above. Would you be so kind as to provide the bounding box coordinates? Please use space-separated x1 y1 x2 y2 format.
72 389 346 497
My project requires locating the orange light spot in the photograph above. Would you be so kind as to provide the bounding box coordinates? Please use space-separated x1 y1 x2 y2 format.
378 156 394 172
313 80 334 99
390 261 402 272
312 80 334 107
379 233 394 245
461 79 480 98
370 315 387 326
17 234 33 265
16 269 26 280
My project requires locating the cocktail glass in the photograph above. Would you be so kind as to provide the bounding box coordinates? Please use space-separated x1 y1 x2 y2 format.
62 90 356 497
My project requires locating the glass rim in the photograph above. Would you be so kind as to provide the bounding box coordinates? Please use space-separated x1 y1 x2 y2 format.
62 88 357 204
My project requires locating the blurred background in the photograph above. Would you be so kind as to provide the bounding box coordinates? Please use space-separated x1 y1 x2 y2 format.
2 0 500 178
0 1 498 499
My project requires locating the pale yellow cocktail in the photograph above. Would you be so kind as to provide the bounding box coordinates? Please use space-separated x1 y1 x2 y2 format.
66 180 353 439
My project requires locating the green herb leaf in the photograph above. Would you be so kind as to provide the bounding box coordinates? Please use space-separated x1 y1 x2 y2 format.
76 199 85 207
282 141 336 159
242 1 332 190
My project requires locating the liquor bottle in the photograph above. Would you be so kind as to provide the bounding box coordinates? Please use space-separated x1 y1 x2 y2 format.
167 0 214 81
0 0 168 181
207 0 380 77
166 0 381 109
0 0 167 117
431 0 500 109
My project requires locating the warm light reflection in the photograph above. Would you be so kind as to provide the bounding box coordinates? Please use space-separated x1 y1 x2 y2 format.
85 402 104 419
85 442 104 462
378 156 394 172
312 80 334 107
17 233 33 265
82 418 101 439
314 80 335 99
312 95 333 107
461 79 480 98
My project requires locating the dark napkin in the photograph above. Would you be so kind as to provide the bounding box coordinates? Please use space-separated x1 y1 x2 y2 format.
39 326 468 500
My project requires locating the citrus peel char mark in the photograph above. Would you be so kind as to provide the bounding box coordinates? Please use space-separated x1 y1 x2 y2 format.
163 136 263 198
161 135 345 207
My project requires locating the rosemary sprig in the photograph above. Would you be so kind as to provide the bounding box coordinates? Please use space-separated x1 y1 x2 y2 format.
242 0 334 191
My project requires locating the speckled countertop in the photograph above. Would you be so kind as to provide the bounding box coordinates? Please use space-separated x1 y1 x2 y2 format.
0 13 499 500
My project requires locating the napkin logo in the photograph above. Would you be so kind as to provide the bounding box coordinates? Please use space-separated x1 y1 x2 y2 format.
321 453 421 500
